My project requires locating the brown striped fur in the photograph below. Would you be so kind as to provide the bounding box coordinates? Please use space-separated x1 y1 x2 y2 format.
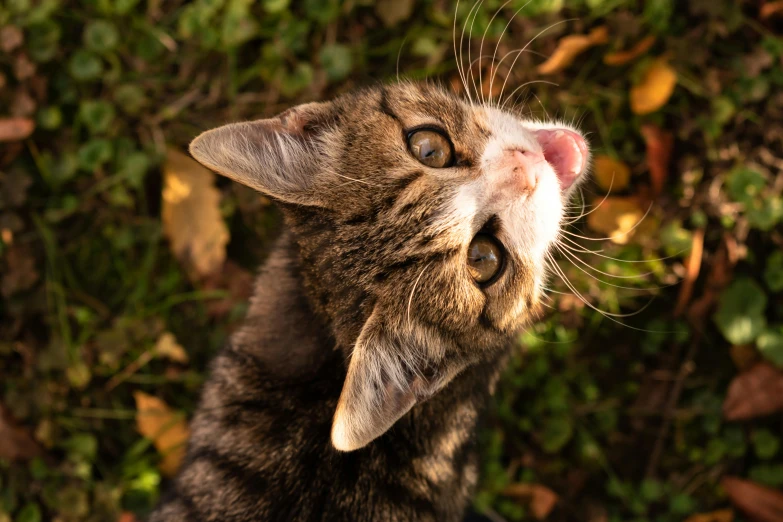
149 83 588 521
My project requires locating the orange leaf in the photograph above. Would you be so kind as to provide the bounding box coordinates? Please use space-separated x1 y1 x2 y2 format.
630 56 677 115
162 148 230 278
603 35 656 66
0 117 34 142
722 476 783 522
592 155 631 192
684 509 733 522
537 26 609 75
723 363 783 421
586 196 645 245
133 391 190 477
761 1 783 19
640 124 674 197
117 512 137 522
674 228 704 317
503 483 559 520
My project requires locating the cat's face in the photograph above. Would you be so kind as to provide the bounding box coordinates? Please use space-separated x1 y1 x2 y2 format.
190 83 589 452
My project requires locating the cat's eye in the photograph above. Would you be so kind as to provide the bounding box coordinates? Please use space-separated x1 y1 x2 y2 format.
408 129 453 168
467 235 504 284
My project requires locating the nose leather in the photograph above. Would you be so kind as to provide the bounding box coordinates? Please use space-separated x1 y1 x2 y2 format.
509 149 542 192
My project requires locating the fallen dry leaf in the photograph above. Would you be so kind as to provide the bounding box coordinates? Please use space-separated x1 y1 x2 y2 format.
1 245 39 297
684 509 733 522
503 483 559 520
586 196 645 245
538 26 609 75
117 512 137 522
0 403 43 462
630 56 677 115
162 148 229 279
133 391 190 477
722 476 783 522
640 124 674 197
154 332 189 364
761 1 783 19
201 260 254 319
674 228 704 316
0 117 34 142
603 35 656 66
723 362 783 421
593 155 631 192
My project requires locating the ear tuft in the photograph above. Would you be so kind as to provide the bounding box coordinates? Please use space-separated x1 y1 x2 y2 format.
188 102 336 206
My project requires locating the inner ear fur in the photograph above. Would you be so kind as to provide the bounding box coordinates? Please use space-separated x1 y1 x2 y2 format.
331 309 458 452
188 101 337 207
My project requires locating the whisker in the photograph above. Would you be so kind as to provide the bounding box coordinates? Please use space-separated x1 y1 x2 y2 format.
497 18 576 103
555 243 655 280
562 202 654 242
478 0 513 105
545 253 655 320
488 0 534 107
407 262 432 327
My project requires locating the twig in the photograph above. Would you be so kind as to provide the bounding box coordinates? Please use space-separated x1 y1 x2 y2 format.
645 328 703 478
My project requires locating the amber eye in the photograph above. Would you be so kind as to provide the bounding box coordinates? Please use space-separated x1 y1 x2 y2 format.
467 235 504 284
408 129 453 168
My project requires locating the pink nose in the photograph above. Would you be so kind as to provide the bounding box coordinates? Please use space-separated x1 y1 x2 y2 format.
509 149 542 192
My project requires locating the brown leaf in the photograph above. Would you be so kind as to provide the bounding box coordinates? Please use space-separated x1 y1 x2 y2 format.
0 117 34 142
538 26 609 75
603 35 656 66
630 56 677 115
503 483 559 520
1 245 39 297
0 25 23 53
722 476 783 522
586 196 645 245
375 0 414 27
761 1 783 19
0 403 43 461
684 509 734 522
640 124 674 197
162 148 229 279
674 228 704 317
154 332 189 364
133 391 190 477
117 512 137 522
592 155 631 192
730 344 761 372
201 260 254 318
723 363 783 421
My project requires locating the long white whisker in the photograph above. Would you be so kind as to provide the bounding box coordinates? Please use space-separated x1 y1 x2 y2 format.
561 202 654 242
498 18 575 103
407 262 432 327
478 0 513 105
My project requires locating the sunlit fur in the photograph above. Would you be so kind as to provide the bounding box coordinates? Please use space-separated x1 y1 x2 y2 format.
149 82 589 522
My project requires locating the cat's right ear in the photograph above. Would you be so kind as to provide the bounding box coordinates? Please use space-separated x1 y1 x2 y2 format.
189 102 337 207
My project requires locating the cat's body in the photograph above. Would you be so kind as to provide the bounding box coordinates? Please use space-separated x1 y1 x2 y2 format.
150 233 503 522
149 83 589 521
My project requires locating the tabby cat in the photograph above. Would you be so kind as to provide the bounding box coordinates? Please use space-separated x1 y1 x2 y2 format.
148 82 589 521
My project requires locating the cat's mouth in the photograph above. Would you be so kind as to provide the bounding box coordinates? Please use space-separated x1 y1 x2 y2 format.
535 129 588 191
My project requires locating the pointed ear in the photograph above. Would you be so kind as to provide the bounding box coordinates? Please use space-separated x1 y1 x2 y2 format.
331 312 452 452
189 102 336 206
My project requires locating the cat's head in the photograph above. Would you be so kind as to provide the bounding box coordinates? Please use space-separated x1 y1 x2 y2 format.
190 82 589 452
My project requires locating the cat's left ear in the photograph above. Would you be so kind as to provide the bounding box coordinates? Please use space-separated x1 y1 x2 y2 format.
331 310 457 452
189 102 338 207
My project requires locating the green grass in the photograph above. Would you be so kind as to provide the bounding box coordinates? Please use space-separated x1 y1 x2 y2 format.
2 1 783 521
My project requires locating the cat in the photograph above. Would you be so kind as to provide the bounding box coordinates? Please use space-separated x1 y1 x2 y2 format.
148 81 589 522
